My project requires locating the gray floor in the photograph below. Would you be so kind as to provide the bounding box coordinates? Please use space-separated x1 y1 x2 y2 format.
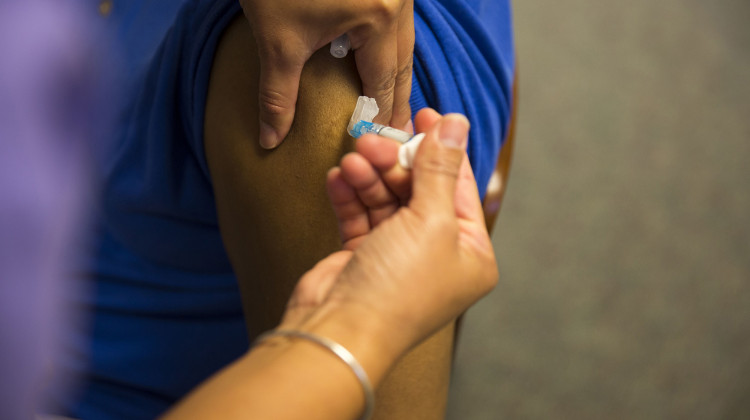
447 1 750 418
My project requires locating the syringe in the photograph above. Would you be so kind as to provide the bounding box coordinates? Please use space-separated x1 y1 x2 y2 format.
347 96 425 169
349 120 415 143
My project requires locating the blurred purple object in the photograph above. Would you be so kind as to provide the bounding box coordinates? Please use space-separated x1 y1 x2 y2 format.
0 0 106 418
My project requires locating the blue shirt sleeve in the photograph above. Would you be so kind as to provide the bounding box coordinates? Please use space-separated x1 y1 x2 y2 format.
410 0 515 199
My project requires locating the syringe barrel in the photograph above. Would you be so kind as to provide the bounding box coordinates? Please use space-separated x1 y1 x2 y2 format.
377 126 412 143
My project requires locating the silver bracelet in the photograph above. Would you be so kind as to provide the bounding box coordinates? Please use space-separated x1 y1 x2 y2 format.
254 329 375 420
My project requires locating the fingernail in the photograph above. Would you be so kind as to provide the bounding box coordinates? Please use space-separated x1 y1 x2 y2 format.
439 114 470 149
260 122 280 149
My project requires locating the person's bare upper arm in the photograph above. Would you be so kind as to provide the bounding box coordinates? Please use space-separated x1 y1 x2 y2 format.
204 15 454 419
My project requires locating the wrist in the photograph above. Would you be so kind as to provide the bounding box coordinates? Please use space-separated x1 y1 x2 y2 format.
243 328 371 420
295 300 408 387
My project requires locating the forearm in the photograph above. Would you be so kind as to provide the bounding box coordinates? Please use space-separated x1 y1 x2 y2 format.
162 304 404 420
162 341 367 420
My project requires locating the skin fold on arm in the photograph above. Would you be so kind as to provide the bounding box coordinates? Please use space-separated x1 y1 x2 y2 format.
204 15 454 419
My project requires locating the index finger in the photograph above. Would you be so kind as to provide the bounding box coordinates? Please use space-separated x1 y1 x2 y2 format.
390 0 415 130
354 24 399 125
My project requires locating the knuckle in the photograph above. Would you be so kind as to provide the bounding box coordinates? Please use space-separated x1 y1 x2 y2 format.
396 55 414 84
420 151 462 179
259 90 292 117
371 66 399 95
369 0 401 21
255 30 308 67
262 39 307 67
363 69 397 121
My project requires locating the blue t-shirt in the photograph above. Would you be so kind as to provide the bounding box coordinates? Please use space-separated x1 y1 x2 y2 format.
63 1 514 418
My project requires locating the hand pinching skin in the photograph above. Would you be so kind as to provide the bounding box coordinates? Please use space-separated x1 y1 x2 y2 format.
240 0 415 148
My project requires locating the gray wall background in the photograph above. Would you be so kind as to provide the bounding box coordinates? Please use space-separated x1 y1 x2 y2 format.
447 0 750 418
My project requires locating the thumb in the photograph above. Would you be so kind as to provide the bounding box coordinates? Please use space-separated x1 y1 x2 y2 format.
409 114 470 216
256 50 306 149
